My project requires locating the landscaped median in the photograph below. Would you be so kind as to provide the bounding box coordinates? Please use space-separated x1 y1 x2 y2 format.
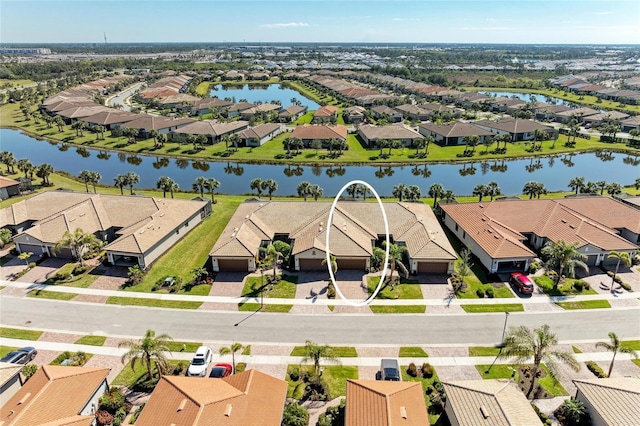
366 276 426 314
460 303 524 313
237 274 297 313
105 296 203 310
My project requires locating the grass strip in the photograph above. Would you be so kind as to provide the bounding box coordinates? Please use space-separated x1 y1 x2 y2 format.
0 327 43 340
555 300 611 310
461 304 524 313
106 296 202 309
74 335 107 346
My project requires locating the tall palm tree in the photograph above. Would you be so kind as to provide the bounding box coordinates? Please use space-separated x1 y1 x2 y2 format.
262 179 278 200
78 170 93 192
595 180 608 195
428 183 445 206
606 182 622 196
473 184 488 201
250 178 264 197
35 163 54 186
606 251 631 290
382 242 408 288
499 324 580 399
541 240 588 289
486 181 501 201
297 181 311 201
596 332 638 377
156 176 173 198
149 130 159 145
300 340 340 385
204 178 220 204
309 184 324 201
125 172 140 195
0 151 17 174
219 342 244 374
54 228 100 267
17 158 34 178
89 171 101 193
392 184 408 202
193 176 207 198
568 176 585 194
264 243 282 279
321 253 337 275
118 329 173 380
114 174 127 195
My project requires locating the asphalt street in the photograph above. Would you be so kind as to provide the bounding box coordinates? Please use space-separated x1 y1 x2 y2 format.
1 297 638 345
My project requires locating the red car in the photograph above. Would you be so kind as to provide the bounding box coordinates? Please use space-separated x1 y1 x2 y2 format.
510 272 534 294
209 363 233 378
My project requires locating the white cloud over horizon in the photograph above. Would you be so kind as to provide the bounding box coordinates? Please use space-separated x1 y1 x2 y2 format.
260 22 310 29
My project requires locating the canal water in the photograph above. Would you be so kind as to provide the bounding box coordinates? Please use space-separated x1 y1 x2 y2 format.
1 129 637 197
479 91 571 106
210 84 321 110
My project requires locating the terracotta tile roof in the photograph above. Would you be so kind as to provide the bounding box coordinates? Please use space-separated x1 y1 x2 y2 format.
56 105 111 119
157 93 200 105
574 378 640 426
371 106 401 116
47 100 97 113
443 379 542 426
0 362 23 390
582 111 630 122
279 105 307 117
227 102 256 113
290 124 347 141
38 416 95 426
124 115 194 131
474 118 552 134
173 120 248 137
419 122 493 138
358 124 423 141
314 105 338 117
240 103 281 115
555 107 599 118
345 379 428 426
0 176 19 189
239 123 281 140
82 110 139 126
193 98 233 110
0 365 108 426
136 369 287 426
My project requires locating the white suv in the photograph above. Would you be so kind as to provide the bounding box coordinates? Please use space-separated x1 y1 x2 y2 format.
187 346 213 377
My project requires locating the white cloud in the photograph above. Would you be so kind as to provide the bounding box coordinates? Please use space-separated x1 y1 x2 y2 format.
260 22 309 29
392 17 420 21
592 11 614 15
457 26 514 31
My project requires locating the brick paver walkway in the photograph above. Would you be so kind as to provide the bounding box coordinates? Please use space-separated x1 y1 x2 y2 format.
88 266 128 290
209 272 247 297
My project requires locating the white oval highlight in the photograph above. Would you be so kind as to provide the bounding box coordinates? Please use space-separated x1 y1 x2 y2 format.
326 180 389 307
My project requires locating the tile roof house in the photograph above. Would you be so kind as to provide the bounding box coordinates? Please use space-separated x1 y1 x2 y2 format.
443 380 542 426
419 122 493 146
440 197 640 274
474 118 555 142
621 115 640 132
226 102 257 117
582 111 630 126
554 107 600 123
0 362 24 407
122 115 195 137
394 104 430 121
1 192 211 269
191 97 234 116
240 103 282 119
370 106 403 123
135 369 287 426
314 105 339 122
290 124 348 147
573 378 640 426
0 365 109 426
345 379 428 426
82 110 139 130
0 176 20 201
342 106 367 124
357 124 423 148
171 120 249 144
238 123 282 147
278 105 308 122
210 201 456 274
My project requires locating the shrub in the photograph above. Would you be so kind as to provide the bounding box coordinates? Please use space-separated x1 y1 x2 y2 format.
485 287 494 298
327 282 336 299
476 288 485 298
129 404 145 424
95 410 113 426
235 362 246 373
585 361 608 378
99 387 126 414
572 280 584 292
529 261 541 274
282 402 309 426
73 264 88 275
422 363 434 378
289 366 300 382
28 262 36 269
22 364 38 381
407 363 418 377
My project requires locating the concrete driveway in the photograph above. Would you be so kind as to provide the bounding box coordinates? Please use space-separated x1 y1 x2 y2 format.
16 257 69 283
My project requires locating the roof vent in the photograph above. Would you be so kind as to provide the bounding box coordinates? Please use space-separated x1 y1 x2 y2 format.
400 406 408 419
561 219 567 223
480 405 490 419
17 393 31 405
479 204 484 208
494 234 500 239
177 398 187 412
224 404 233 417
569 224 575 229
159 212 165 217
138 229 145 234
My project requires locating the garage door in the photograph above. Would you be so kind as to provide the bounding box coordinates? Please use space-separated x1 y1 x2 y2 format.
417 262 449 274
18 244 45 256
586 255 599 266
299 258 325 271
217 259 249 271
336 258 366 271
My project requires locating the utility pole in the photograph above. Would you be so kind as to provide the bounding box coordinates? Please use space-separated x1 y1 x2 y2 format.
485 312 510 374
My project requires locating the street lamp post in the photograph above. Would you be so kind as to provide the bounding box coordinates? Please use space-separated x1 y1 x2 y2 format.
260 267 264 310
486 312 510 374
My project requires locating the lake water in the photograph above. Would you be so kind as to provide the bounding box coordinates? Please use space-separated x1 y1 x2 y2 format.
209 84 320 110
480 91 570 106
1 129 638 197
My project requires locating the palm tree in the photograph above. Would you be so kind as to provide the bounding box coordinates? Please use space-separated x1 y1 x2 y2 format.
606 182 622 196
499 324 579 399
54 116 64 132
0 151 17 174
606 251 631 290
250 178 264 197
443 189 456 203
300 340 340 385
193 176 207 198
89 171 101 193
35 163 54 186
595 180 608 195
149 130 159 145
428 183 445 206
17 158 34 178
156 176 174 198
78 170 93 192
262 178 278 200
118 329 173 380
125 172 140 195
219 342 244 374
54 228 100 267
487 181 501 201
18 251 33 266
596 332 638 377
297 181 311 201
568 176 585 194
309 184 324 201
94 125 106 140
114 174 127 195
382 242 408 289
264 243 282 279
541 240 589 289
204 178 220 204
392 184 408 202
407 185 421 201
321 253 337 275
473 184 488 201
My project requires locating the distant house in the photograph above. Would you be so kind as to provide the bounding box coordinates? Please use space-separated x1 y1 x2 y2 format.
289 124 348 147
357 124 423 148
0 176 20 200
419 122 492 146
554 107 600 123
226 102 257 117
533 104 571 121
171 120 249 144
370 105 403 123
582 111 630 127
0 362 24 407
1 192 212 269
191 97 233 116
487 96 526 113
342 106 367 124
239 103 281 119
443 380 542 426
135 370 287 426
573 378 640 426
122 115 194 138
345 380 429 426
278 105 307 122
56 105 111 124
440 197 639 273
313 105 338 122
239 123 282 147
224 70 245 80
474 118 555 142
621 115 640 132
0 365 110 425
83 110 139 131
394 104 430 121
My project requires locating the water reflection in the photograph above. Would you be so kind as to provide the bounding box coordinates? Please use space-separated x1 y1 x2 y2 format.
97 151 111 160
283 165 304 177
374 165 393 178
76 147 90 158
411 164 431 178
490 160 508 173
224 162 244 176
176 159 189 169
127 155 142 166
562 154 575 167
118 152 127 162
623 155 640 166
459 163 476 176
59 144 69 152
152 157 170 169
595 151 615 162
192 161 210 172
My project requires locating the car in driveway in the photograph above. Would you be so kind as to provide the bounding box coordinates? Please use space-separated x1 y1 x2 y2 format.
0 347 37 364
379 359 400 381
209 363 233 378
187 346 213 377
510 272 534 294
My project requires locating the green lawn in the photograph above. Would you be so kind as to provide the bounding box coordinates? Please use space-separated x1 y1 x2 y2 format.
74 335 107 346
468 346 501 357
369 305 426 314
27 289 78 300
290 346 357 357
0 327 43 340
50 351 93 366
112 361 152 387
632 359 640 368
622 340 640 351
399 347 429 357
476 363 568 396
237 274 297 311
400 365 443 425
166 341 202 353
572 346 583 354
0 346 19 357
105 296 202 309
367 277 423 299
555 300 611 310
286 364 357 400
538 365 569 396
533 275 597 296
237 302 292 312
461 304 524 313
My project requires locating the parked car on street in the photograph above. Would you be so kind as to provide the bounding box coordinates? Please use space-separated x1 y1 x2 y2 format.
209 363 233 378
0 347 37 365
187 346 213 377
379 359 400 381
510 272 535 294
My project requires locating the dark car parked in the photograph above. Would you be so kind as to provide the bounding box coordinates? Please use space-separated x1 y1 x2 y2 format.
510 272 534 294
0 347 37 364
380 359 400 381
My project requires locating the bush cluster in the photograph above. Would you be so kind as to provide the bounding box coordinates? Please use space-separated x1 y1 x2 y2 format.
407 363 418 377
422 363 434 378
585 361 608 378
476 288 485 298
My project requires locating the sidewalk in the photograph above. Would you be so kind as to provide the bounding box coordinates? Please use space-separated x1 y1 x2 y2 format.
2 279 639 307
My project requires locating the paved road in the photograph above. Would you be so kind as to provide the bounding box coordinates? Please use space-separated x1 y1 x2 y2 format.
106 82 143 111
2 297 638 345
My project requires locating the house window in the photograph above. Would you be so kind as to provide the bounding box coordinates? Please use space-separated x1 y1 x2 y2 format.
462 231 466 239
455 224 459 231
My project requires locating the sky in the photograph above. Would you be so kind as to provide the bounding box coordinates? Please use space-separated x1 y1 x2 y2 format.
2 0 639 45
